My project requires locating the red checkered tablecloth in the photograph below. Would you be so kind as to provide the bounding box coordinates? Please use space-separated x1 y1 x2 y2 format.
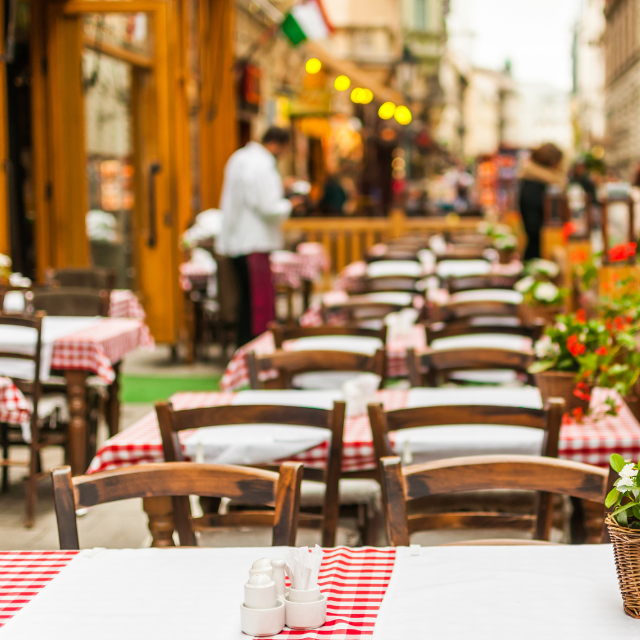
88 387 640 475
51 318 152 383
271 246 330 289
0 377 30 425
219 326 425 391
0 550 79 628
109 290 146 320
0 548 394 638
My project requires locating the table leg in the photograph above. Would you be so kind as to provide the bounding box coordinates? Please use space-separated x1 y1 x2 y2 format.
143 496 176 547
106 362 121 438
65 370 89 476
302 279 313 312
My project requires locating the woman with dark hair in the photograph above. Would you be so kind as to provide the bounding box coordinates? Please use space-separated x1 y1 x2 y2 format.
518 143 566 259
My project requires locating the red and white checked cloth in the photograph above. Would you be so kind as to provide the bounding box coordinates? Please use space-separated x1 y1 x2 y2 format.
0 377 30 425
266 547 396 639
219 326 426 391
179 261 215 292
0 548 394 638
0 550 79 628
109 290 146 320
51 318 153 384
271 246 330 289
88 387 640 475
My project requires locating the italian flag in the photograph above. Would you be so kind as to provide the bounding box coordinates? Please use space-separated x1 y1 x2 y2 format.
281 0 334 46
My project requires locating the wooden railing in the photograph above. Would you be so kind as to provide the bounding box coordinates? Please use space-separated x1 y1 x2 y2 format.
282 209 483 287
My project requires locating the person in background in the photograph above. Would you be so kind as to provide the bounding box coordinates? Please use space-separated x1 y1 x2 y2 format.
318 173 347 215
518 143 566 260
571 159 599 206
218 126 303 346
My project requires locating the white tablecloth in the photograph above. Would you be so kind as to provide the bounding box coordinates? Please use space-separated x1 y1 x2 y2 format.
289 335 383 356
373 545 636 638
450 289 523 305
366 260 423 278
0 317 101 381
430 333 532 351
2 546 635 639
436 260 492 278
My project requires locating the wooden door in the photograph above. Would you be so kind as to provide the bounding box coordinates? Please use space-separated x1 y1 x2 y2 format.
33 0 182 343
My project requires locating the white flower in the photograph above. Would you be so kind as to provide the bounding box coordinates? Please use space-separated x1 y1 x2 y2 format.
530 259 559 278
515 276 535 293
533 282 559 303
620 463 638 481
534 335 560 359
616 477 636 493
477 221 491 234
494 224 512 236
0 254 12 269
556 322 567 332
494 234 517 250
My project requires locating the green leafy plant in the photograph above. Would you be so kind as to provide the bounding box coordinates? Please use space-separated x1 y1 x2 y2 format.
515 277 567 306
606 454 640 529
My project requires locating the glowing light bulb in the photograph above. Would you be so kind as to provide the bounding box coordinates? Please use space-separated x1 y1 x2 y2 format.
394 105 412 125
305 58 322 74
378 102 396 119
360 89 373 104
334 75 351 91
351 88 365 103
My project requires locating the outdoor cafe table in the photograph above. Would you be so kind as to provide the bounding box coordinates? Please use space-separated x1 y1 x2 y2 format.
88 386 640 546
0 545 636 638
219 325 427 391
0 317 152 475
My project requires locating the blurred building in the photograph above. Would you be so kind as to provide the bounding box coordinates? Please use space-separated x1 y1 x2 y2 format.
461 66 519 158
604 0 640 177
436 51 469 157
572 0 606 155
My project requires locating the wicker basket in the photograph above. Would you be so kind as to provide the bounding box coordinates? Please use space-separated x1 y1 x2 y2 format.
534 370 590 415
606 515 640 619
520 304 562 327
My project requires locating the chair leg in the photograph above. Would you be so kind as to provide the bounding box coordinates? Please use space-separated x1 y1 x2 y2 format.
25 443 39 528
1 424 8 492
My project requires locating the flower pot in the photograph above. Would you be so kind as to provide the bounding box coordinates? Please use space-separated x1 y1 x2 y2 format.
497 248 514 264
520 304 562 327
606 515 640 619
534 370 591 415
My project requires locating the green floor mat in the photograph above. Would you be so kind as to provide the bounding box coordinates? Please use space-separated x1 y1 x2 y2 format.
121 375 221 403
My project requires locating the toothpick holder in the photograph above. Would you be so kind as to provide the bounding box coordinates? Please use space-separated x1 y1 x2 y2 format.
285 587 327 630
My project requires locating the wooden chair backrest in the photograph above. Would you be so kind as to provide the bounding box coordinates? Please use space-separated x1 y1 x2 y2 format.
323 295 416 323
52 461 303 549
436 246 488 261
360 276 420 294
435 299 520 321
50 267 116 291
447 274 519 293
0 312 44 435
380 455 613 546
426 318 544 344
448 234 493 247
405 346 535 387
368 399 564 461
366 250 420 263
268 322 386 349
156 401 346 546
31 288 110 317
247 349 386 390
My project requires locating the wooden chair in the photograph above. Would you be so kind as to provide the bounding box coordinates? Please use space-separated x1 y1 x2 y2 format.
48 267 116 291
379 455 614 545
156 401 346 546
31 288 110 317
426 318 545 344
365 248 420 263
322 295 418 325
436 246 488 261
433 298 520 323
0 312 69 527
446 274 520 294
52 461 303 549
247 349 387 390
268 321 387 349
405 346 536 387
359 276 421 294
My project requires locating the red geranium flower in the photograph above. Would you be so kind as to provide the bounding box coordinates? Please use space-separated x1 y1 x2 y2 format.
614 316 627 330
567 334 586 356
563 221 577 243
609 242 637 262
574 382 591 401
572 407 584 422
595 347 608 356
575 309 587 323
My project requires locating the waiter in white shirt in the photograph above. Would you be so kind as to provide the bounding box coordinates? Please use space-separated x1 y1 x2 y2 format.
218 127 303 346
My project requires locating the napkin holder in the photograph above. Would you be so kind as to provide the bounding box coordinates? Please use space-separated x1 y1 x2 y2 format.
285 587 327 630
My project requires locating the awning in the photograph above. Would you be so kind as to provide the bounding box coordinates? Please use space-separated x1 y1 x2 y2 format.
305 41 404 106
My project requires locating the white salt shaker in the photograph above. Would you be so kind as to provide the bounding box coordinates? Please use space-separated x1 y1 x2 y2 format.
270 558 286 601
249 558 273 579
244 574 277 610
241 573 285 636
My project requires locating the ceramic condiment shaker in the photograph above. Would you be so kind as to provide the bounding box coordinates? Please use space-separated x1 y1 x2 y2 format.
270 558 286 601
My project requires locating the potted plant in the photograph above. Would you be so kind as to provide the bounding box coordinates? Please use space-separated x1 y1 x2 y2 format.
524 258 561 284
493 233 518 264
529 310 640 421
516 277 567 325
606 453 640 618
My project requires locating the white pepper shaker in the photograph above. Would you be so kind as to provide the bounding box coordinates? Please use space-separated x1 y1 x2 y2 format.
270 558 286 601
